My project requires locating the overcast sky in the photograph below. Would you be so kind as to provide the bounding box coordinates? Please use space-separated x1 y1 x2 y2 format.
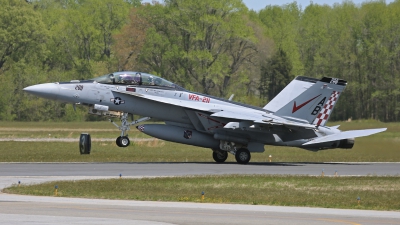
141 0 395 11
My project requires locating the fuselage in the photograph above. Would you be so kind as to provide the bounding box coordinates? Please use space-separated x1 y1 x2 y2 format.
24 71 358 153
25 80 264 123
23 72 389 164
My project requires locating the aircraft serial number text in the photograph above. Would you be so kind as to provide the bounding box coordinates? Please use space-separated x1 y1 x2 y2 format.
188 94 211 103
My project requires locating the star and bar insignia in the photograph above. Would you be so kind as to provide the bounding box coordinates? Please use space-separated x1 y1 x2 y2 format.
111 97 125 105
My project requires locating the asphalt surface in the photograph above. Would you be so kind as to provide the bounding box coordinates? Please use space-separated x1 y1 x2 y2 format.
0 138 153 142
0 162 399 176
0 162 399 225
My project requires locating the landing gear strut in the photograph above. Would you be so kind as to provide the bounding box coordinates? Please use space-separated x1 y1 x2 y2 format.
217 141 252 164
110 112 150 148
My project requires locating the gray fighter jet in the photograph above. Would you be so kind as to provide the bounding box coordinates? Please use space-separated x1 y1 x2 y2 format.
24 71 386 164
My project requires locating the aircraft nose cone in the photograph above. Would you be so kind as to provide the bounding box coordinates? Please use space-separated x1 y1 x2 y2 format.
23 83 59 100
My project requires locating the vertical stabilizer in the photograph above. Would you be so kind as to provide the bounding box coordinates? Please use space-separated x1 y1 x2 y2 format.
263 76 317 112
273 77 347 125
312 90 340 126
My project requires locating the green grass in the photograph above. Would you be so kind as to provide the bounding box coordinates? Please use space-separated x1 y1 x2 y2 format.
0 120 399 162
0 121 114 129
4 175 400 211
2 121 399 211
0 121 150 139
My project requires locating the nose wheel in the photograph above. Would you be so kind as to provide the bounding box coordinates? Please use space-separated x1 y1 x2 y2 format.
116 136 130 147
110 113 150 148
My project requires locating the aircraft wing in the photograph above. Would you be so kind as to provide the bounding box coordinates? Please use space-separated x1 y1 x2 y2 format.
210 110 316 129
115 89 316 130
113 89 215 112
302 128 387 145
209 110 258 121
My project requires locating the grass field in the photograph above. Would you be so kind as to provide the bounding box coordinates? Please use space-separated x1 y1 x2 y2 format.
0 120 399 162
4 175 400 211
1 121 399 210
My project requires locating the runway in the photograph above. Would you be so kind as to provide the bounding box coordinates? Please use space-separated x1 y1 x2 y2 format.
1 162 399 225
1 161 399 176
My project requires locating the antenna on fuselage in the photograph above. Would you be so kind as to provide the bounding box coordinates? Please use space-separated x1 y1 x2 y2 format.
228 94 235 101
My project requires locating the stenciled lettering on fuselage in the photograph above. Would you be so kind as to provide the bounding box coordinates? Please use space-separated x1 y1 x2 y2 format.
148 89 165 96
188 94 211 103
311 97 326 115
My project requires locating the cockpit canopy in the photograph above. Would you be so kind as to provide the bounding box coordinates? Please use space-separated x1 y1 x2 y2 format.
90 71 185 90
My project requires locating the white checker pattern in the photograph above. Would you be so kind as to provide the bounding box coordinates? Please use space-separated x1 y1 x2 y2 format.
313 91 340 126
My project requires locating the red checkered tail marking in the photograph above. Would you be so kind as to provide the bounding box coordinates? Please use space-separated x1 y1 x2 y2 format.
313 91 340 126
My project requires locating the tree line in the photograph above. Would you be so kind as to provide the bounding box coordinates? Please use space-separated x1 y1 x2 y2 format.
0 0 399 122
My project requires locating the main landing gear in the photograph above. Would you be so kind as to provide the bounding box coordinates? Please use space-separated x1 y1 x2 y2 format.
211 147 251 164
110 112 150 147
235 148 251 164
212 149 228 163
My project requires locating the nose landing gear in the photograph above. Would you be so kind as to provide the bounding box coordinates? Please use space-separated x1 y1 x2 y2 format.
116 136 130 147
110 112 150 147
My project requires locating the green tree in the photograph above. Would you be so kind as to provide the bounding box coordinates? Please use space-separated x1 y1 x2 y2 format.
112 7 149 71
140 0 259 96
258 3 303 75
0 0 49 120
0 0 47 72
259 48 292 101
35 0 132 78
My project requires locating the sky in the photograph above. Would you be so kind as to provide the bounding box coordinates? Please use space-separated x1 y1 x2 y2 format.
141 0 395 11
241 0 394 11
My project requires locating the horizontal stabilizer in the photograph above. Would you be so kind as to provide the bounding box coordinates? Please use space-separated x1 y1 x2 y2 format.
303 128 387 145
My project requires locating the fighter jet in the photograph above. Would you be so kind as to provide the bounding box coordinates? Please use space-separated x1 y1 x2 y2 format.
24 71 386 164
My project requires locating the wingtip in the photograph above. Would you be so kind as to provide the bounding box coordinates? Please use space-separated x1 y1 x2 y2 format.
373 128 387 133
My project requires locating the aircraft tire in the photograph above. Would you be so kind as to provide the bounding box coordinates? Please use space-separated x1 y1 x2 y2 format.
79 133 91 154
119 136 130 147
235 148 251 164
212 150 228 163
116 136 122 147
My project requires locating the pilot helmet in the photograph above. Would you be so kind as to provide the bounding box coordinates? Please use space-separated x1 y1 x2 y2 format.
148 76 154 83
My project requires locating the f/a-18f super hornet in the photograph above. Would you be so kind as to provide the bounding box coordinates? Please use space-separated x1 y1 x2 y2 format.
24 71 386 164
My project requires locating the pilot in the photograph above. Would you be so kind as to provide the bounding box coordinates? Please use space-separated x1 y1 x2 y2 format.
133 73 142 85
121 74 133 84
109 74 115 84
148 76 154 85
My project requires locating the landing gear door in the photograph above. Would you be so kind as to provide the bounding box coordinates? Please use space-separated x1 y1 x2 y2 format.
194 111 226 133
